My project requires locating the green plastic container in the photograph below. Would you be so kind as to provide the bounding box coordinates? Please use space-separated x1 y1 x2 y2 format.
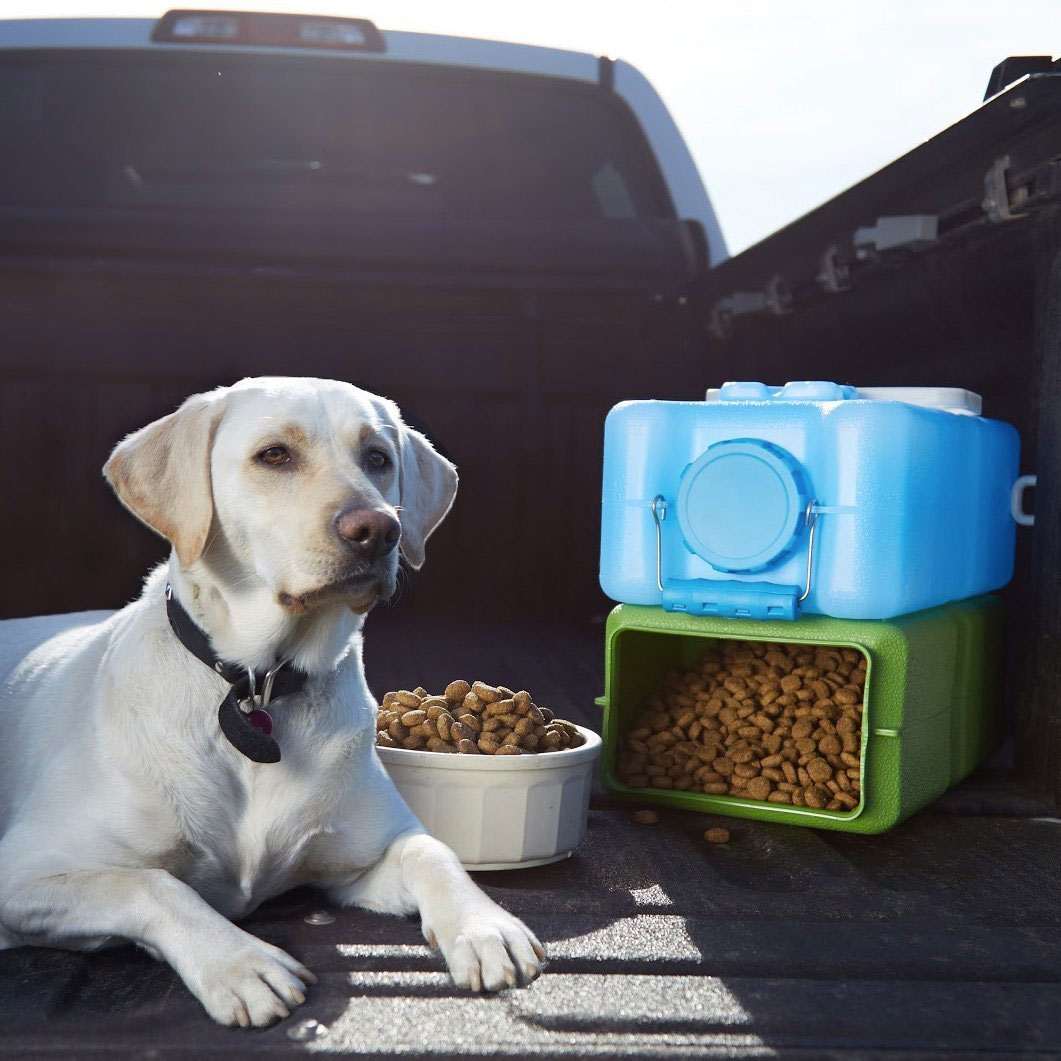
599 597 1003 833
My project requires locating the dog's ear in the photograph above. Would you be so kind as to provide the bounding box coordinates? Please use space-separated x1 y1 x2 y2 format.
102 393 225 569
397 422 458 571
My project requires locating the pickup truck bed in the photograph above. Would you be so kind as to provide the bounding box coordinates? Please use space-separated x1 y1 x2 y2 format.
2 613 1059 1058
4 24 1061 1058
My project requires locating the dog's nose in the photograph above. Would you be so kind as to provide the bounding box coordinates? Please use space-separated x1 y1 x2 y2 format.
334 507 401 559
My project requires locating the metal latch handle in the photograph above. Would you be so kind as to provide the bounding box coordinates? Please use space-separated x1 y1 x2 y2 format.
651 494 821 604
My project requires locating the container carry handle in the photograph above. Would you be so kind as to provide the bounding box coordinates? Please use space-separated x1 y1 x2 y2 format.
651 495 821 601
798 501 819 603
1010 474 1037 527
651 495 668 592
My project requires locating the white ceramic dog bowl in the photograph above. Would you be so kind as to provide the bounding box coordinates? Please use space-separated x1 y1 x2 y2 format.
377 725 601 870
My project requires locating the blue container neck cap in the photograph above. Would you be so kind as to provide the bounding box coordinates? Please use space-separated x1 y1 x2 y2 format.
676 438 811 573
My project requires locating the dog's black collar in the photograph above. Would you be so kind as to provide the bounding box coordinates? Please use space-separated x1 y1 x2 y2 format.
165 582 307 764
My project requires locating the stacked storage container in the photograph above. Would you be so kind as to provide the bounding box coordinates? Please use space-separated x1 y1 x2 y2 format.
597 382 1020 832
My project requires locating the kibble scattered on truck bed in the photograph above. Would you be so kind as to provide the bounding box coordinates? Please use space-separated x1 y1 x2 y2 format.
616 640 865 810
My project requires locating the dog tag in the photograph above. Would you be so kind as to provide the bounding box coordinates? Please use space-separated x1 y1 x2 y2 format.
218 690 281 763
247 708 273 735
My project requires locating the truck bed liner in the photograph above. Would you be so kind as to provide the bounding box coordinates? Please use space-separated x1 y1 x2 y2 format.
1 615 1058 1057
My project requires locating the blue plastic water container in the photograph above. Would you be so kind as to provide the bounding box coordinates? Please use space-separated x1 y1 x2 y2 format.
600 381 1021 621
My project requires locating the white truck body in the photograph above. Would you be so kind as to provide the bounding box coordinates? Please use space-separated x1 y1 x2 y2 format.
0 16 727 264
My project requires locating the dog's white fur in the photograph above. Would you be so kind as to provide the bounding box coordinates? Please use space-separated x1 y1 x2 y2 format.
0 377 543 1027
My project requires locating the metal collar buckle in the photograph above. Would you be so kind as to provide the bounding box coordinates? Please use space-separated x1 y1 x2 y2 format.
238 659 290 715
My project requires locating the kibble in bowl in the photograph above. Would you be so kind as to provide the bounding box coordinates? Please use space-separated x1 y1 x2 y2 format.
375 680 600 869
375 681 587 756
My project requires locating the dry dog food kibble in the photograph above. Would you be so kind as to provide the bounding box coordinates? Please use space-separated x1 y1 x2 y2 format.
704 827 730 844
615 640 865 812
376 682 586 755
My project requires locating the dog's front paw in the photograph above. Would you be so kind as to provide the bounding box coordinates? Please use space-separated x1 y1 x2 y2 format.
426 902 545 992
185 931 317 1027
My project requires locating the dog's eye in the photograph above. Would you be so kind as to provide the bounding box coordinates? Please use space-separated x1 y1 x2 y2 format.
364 448 391 472
257 445 291 467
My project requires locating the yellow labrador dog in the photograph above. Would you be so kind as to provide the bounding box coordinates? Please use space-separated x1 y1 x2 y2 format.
0 376 543 1027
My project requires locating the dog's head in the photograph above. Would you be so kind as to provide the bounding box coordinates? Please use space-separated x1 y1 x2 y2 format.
103 377 457 614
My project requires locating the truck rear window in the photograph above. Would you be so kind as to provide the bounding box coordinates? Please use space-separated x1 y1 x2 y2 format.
0 51 674 222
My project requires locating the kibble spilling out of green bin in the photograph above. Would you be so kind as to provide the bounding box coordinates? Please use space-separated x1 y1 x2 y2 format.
599 597 1002 833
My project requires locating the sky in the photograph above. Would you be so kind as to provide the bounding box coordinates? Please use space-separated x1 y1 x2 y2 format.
1 0 1057 254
